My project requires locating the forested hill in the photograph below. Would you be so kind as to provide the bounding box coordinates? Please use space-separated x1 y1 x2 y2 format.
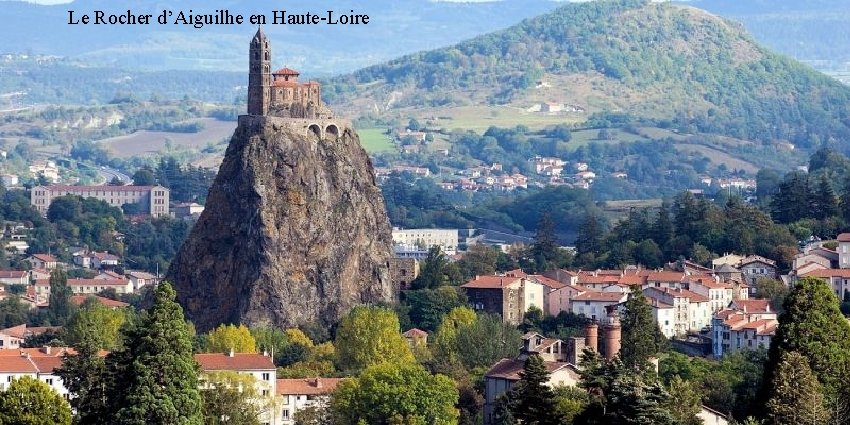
326 0 850 150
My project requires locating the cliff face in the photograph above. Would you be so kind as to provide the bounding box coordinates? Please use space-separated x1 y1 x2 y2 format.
167 116 394 332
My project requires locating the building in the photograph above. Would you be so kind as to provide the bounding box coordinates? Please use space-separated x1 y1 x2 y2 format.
31 185 170 217
529 274 587 316
173 202 205 219
1 174 19 187
0 270 29 286
711 299 777 357
195 352 277 424
0 347 72 395
738 255 777 289
276 377 342 424
391 228 458 255
126 270 160 292
839 233 850 269
69 294 130 309
570 291 627 321
461 273 545 325
402 328 428 349
483 332 583 425
644 287 711 336
34 277 133 299
27 254 60 270
90 251 120 270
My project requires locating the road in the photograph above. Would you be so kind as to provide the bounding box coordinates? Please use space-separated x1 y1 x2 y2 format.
97 166 132 185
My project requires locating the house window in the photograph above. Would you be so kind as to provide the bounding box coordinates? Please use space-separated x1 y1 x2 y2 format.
283 396 289 405
281 409 290 419
262 373 270 381
262 389 270 397
45 378 53 385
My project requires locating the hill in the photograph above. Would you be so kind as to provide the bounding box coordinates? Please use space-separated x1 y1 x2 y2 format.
0 0 559 74
326 0 850 151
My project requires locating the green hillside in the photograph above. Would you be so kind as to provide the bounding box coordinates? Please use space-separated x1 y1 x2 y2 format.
326 0 850 150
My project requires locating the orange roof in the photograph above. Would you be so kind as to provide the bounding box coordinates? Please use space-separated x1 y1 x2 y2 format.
35 278 128 287
272 80 300 88
70 295 129 308
30 254 57 263
617 275 645 286
277 377 343 396
0 270 27 279
733 299 772 314
528 275 565 290
838 233 850 242
803 269 850 279
504 269 527 278
29 356 63 373
0 347 78 357
194 353 275 371
571 292 626 303
646 271 685 282
461 275 521 289
0 324 26 339
485 358 575 381
272 67 300 76
0 356 38 373
403 328 428 338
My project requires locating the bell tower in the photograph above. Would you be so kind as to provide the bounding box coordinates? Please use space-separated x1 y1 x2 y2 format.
248 27 271 115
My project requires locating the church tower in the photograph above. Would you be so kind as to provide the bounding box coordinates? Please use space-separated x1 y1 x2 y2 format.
248 27 271 115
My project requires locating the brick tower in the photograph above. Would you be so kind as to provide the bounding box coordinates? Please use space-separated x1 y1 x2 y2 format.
248 27 271 115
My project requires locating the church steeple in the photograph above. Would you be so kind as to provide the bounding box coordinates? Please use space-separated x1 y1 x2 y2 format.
248 26 271 115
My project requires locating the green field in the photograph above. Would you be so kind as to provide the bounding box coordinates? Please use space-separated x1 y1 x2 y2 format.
357 128 396 153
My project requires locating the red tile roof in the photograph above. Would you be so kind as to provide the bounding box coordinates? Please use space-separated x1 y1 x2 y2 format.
733 299 772 314
0 324 26 339
272 67 300 76
38 185 158 192
646 271 685 282
272 80 300 88
277 378 343 395
461 276 521 289
194 353 275 371
803 269 850 279
403 328 428 338
30 254 57 263
35 278 128 287
0 270 27 279
571 292 626 303
485 358 575 381
0 347 78 357
528 275 565 290
838 233 850 242
504 269 527 278
0 356 38 373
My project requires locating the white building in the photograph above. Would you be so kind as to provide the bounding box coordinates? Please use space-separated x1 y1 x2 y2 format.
1 174 19 187
391 228 458 255
711 299 777 357
839 233 850 269
195 352 277 425
570 291 627 321
276 378 342 424
31 184 170 217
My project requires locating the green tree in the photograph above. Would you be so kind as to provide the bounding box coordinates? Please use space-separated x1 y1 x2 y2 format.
331 362 459 425
619 286 664 370
456 244 498 280
762 277 850 417
765 351 828 425
511 354 562 425
753 278 789 313
653 202 674 253
48 269 74 326
205 324 257 353
47 195 83 222
432 307 477 361
64 298 127 350
633 239 662 269
0 375 72 425
529 212 569 272
665 376 702 425
55 336 108 425
132 168 157 186
411 246 461 289
334 306 415 372
453 313 522 370
250 326 290 365
811 174 838 219
575 211 605 256
403 287 466 332
200 371 266 425
107 282 203 425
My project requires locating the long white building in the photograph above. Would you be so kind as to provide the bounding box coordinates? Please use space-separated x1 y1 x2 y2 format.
31 185 170 217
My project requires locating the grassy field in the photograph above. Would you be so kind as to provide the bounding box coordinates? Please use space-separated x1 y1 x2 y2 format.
357 128 396 153
422 105 585 133
96 118 236 158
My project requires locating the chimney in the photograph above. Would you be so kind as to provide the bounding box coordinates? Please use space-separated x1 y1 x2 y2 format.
584 321 598 353
315 377 322 389
228 348 234 357
603 311 622 360
43 346 51 355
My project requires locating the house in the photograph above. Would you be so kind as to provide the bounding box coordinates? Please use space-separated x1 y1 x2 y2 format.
30 185 170 217
802 269 850 300
699 406 729 425
711 300 778 357
34 278 134 299
126 270 160 291
173 202 205 219
90 251 120 270
712 254 744 269
483 332 583 425
0 324 26 349
689 279 736 313
27 254 60 270
646 297 676 338
738 256 777 289
195 352 277 424
529 274 586 316
570 291 627 321
276 377 342 424
712 264 743 285
69 294 129 309
644 287 711 336
793 248 837 271
0 270 28 286
402 328 428 349
1 174 19 187
838 233 850 269
461 274 545 325
0 346 76 395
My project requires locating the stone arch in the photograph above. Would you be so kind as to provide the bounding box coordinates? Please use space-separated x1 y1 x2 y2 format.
325 124 339 140
308 124 322 139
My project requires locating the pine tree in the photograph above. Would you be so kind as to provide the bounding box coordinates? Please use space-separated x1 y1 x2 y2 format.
576 211 604 256
761 277 850 417
55 336 109 425
840 179 850 223
48 269 74 326
652 201 674 254
766 351 829 425
530 212 562 272
512 354 562 425
811 174 838 219
108 282 203 425
619 286 663 370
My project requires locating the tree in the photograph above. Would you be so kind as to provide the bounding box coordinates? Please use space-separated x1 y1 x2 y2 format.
810 174 838 219
765 351 828 425
331 362 458 425
334 306 415 372
511 354 562 425
205 324 257 353
575 211 605 256
665 376 702 425
403 286 466 332
0 375 72 425
47 195 82 222
652 202 674 253
529 212 564 272
770 172 811 223
132 168 157 186
633 239 662 269
294 405 330 425
411 246 461 289
55 335 108 425
251 326 290 365
432 307 477 361
762 277 850 417
48 269 74 326
753 278 789 313
107 282 203 424
619 286 663 370
456 244 498 280
200 371 265 425
64 298 127 350
453 313 522 370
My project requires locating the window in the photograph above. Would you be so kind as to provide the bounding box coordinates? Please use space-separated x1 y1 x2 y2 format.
45 378 53 385
262 372 270 381
262 389 269 396
283 396 289 405
281 410 290 419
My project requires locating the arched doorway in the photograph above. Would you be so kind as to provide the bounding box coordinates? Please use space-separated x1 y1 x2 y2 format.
308 124 321 138
325 124 339 140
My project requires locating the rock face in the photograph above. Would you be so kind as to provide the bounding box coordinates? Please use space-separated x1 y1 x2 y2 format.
167 115 394 332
